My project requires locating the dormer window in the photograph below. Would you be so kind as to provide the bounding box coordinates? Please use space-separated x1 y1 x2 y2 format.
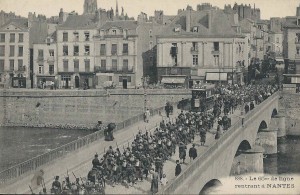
193 27 198 32
174 27 180 32
84 32 90 41
46 37 51 45
73 32 79 41
100 30 104 37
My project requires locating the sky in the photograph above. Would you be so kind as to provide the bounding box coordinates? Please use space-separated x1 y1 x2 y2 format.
0 0 299 20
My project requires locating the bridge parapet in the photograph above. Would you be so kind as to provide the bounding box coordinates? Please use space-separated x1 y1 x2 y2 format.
159 91 280 194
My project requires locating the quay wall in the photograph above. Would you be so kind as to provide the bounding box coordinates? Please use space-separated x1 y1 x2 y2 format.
280 92 300 136
0 89 190 129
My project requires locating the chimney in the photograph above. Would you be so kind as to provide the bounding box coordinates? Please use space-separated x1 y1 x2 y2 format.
186 6 192 32
208 10 213 30
297 5 300 16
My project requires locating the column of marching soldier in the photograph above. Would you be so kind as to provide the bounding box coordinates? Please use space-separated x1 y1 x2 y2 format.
45 84 279 195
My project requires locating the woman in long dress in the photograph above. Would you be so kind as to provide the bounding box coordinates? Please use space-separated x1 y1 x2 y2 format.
150 169 159 194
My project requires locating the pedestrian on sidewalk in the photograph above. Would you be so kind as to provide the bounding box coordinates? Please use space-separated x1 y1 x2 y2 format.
145 108 151 123
160 174 168 186
175 160 182 176
150 169 159 194
200 129 206 146
189 144 197 162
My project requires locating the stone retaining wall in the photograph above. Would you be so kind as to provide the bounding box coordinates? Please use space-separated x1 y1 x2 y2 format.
0 89 190 129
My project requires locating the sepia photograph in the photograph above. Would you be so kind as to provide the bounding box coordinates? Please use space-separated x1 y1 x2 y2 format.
0 0 299 194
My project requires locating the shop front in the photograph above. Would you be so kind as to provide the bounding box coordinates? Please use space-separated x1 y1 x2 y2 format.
205 72 228 84
79 73 95 89
12 74 26 88
161 75 187 89
58 73 72 89
189 76 205 89
36 76 56 89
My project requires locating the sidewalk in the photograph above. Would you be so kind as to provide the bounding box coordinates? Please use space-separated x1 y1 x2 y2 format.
0 108 180 194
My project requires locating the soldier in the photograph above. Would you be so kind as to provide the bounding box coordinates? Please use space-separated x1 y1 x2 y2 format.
155 156 163 180
135 159 143 181
179 142 187 164
111 161 120 187
126 163 135 186
51 176 62 194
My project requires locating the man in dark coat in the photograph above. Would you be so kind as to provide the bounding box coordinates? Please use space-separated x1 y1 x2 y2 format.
51 176 62 194
175 160 181 176
92 154 101 169
188 144 197 162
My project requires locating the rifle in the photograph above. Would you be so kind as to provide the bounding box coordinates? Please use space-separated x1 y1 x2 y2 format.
72 172 77 180
29 185 34 194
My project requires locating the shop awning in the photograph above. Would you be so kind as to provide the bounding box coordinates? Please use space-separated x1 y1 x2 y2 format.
190 76 205 80
206 73 227 81
161 77 185 84
276 58 284 62
291 77 300 83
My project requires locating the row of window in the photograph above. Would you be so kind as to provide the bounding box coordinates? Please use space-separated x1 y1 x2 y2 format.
63 32 90 42
61 44 130 56
172 42 220 52
100 43 129 55
100 59 130 70
171 54 220 66
59 75 132 83
37 49 55 58
61 60 91 72
0 59 24 72
0 45 23 57
0 33 24 43
38 64 55 75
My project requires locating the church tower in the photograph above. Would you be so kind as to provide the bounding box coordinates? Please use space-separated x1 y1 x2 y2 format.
116 0 119 17
83 0 98 15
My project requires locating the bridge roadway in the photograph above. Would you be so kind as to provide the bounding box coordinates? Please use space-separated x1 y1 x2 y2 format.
0 107 180 194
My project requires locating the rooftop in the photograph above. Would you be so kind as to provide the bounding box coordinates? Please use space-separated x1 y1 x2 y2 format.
58 15 97 29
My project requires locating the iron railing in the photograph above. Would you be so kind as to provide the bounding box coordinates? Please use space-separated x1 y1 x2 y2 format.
0 102 176 185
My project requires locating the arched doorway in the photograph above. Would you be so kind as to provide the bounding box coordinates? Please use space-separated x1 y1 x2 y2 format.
199 179 222 195
271 108 278 118
75 76 79 88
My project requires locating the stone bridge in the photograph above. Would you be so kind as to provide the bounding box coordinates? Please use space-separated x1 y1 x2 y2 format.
160 92 284 194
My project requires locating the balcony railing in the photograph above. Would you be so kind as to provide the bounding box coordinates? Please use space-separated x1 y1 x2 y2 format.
17 66 26 72
190 47 198 53
211 50 220 55
37 56 44 61
295 54 300 59
47 56 55 62
73 52 79 56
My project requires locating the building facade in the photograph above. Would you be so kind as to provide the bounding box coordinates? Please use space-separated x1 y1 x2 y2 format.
94 21 139 89
0 19 30 88
56 15 97 89
283 5 300 84
156 8 248 87
33 34 57 88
